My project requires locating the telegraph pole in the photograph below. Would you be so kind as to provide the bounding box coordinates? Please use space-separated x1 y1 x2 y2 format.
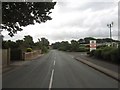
107 22 113 39
107 22 113 46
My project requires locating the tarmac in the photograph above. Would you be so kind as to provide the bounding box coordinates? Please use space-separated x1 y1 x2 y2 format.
2 52 120 82
74 56 120 81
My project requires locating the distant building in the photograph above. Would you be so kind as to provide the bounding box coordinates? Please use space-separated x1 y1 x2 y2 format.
112 42 119 48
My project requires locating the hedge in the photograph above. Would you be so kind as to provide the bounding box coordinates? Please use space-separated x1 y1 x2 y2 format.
94 49 103 59
110 48 119 62
88 46 119 63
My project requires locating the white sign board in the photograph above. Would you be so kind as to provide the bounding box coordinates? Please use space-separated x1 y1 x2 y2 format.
90 40 96 52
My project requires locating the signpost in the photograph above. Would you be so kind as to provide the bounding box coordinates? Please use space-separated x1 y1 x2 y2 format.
90 40 96 52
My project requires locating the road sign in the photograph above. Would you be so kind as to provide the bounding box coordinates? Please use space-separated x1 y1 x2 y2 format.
90 40 96 51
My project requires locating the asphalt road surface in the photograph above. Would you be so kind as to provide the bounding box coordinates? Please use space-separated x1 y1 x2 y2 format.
3 50 118 88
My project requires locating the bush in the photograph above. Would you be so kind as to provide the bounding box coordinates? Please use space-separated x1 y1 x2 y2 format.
89 46 119 63
87 51 90 55
75 47 89 52
94 49 103 59
26 48 32 52
89 50 95 57
110 48 119 63
101 47 115 61
41 46 48 53
97 45 107 49
102 51 111 61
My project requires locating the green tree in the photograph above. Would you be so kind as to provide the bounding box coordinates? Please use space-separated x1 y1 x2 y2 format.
52 42 61 49
41 37 49 47
2 40 19 49
84 37 96 44
23 35 34 48
2 2 56 36
16 39 24 49
58 41 70 51
70 40 80 51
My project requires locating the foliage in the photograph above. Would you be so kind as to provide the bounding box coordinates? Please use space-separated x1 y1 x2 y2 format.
41 37 49 47
101 47 113 60
23 35 34 48
2 40 19 49
70 40 80 51
2 2 56 36
89 46 119 63
93 49 102 59
2 35 50 53
84 37 96 44
110 48 119 62
52 42 61 49
89 50 95 57
96 45 107 49
41 46 48 53
26 48 32 52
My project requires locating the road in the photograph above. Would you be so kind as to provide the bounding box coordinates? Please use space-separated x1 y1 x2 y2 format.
3 50 118 88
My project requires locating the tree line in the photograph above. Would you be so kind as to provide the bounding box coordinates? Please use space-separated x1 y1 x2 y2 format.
51 37 119 52
2 35 49 53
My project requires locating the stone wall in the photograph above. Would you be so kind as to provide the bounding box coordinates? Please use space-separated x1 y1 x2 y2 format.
23 50 41 60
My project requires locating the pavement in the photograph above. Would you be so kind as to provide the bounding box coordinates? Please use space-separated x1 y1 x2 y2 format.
2 54 44 73
2 50 119 88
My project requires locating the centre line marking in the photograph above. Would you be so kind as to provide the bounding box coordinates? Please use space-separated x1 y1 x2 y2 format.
49 69 54 90
53 60 56 66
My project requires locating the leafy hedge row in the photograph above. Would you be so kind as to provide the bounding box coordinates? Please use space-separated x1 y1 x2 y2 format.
87 46 120 63
59 47 89 52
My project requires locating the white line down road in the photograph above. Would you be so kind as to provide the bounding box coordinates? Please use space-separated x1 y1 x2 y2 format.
49 69 54 90
53 60 56 66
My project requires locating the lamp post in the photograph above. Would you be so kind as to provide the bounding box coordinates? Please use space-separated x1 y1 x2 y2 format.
107 22 113 46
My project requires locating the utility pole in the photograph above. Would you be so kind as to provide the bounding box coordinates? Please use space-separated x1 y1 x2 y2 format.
107 22 113 39
107 22 113 46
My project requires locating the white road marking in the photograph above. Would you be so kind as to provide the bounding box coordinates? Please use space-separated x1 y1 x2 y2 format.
53 60 56 66
49 69 54 90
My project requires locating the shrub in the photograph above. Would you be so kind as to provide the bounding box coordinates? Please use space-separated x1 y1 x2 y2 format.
87 51 90 55
101 47 113 60
89 50 95 57
76 47 89 52
94 49 103 59
102 51 111 61
110 48 119 63
41 46 48 53
100 46 119 62
89 46 119 63
26 48 32 52
97 45 107 49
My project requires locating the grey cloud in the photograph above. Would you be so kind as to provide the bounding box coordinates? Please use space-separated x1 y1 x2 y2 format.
78 2 116 11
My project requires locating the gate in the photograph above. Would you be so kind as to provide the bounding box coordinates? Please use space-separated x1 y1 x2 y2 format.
10 48 23 61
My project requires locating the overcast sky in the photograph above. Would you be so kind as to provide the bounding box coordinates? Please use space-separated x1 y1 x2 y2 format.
2 0 119 44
